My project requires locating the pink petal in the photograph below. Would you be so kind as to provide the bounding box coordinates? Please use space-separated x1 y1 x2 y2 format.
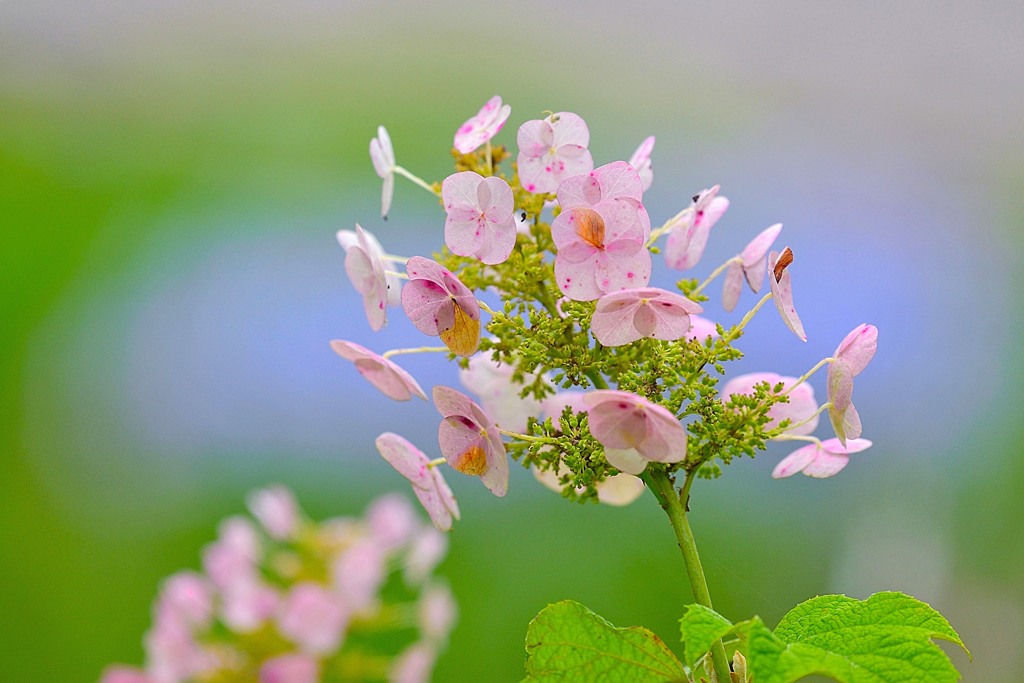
771 443 818 478
834 323 878 375
687 315 720 341
722 372 819 436
332 538 386 611
829 400 862 445
380 171 394 219
602 447 650 475
583 390 687 464
375 432 433 489
541 391 589 421
555 171 603 210
590 161 643 202
390 643 437 683
628 136 655 192
802 452 850 478
330 340 427 401
768 249 807 341
721 261 744 312
433 386 508 497
516 119 553 160
413 469 460 531
740 223 782 292
549 111 591 148
820 437 873 454
442 170 482 209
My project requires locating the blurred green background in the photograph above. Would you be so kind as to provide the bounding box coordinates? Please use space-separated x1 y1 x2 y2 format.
2 2 1021 680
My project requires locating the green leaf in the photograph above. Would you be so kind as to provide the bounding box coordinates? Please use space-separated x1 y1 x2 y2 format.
679 604 741 673
747 592 969 683
523 600 686 682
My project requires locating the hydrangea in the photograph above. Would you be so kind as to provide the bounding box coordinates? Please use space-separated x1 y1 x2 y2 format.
101 488 455 683
454 95 511 154
582 390 687 475
721 223 782 312
330 340 428 401
516 112 594 194
401 257 481 357
433 386 509 497
664 185 729 270
369 126 396 219
591 287 703 346
376 432 461 531
550 161 652 301
772 437 873 478
442 171 517 265
828 324 878 444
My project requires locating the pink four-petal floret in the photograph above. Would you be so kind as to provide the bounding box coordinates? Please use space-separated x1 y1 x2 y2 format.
828 323 878 444
517 112 594 194
442 171 517 265
664 185 729 270
454 95 512 154
591 286 704 346
375 432 461 532
433 386 509 497
583 390 687 475
722 223 783 312
330 340 427 401
772 438 872 478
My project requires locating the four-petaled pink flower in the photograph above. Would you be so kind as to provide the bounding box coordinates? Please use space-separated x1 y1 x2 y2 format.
517 112 594 194
664 185 729 270
454 95 512 154
721 372 819 437
772 437 872 478
330 340 427 401
628 136 655 192
722 223 783 312
375 432 461 532
369 126 396 219
583 390 687 475
591 287 704 346
768 247 806 341
551 161 652 301
401 257 481 357
442 172 517 265
337 224 400 330
828 324 878 445
433 386 508 497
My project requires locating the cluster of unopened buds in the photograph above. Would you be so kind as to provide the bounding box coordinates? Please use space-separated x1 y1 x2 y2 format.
335 95 879 531
101 489 455 683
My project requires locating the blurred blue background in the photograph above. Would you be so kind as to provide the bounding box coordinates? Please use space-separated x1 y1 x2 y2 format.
1 1 1021 680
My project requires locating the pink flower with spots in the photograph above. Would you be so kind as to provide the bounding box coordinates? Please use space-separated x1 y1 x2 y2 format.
337 225 401 327
401 257 481 357
591 287 703 346
828 324 878 445
722 223 783 312
375 432 460 532
664 185 730 270
628 135 655 192
260 654 319 683
277 583 348 655
551 161 652 301
433 386 508 497
442 172 517 265
772 437 873 478
517 112 594 194
722 372 819 437
583 390 687 475
330 340 427 401
369 126 396 219
454 95 511 154
768 247 806 341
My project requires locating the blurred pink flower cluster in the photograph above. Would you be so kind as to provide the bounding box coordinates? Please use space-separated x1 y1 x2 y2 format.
101 488 455 683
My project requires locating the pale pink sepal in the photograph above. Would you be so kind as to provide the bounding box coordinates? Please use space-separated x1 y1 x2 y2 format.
664 186 729 270
591 287 703 346
454 95 511 154
442 171 517 265
827 324 877 445
583 390 687 472
247 485 299 541
768 248 807 341
390 643 437 683
458 354 545 433
772 438 872 479
330 340 427 401
687 315 720 342
722 372 819 436
375 432 460 532
401 257 481 357
369 126 396 218
740 223 783 292
434 386 509 497
516 112 594 194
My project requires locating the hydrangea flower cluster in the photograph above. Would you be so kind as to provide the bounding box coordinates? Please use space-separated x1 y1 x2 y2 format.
101 488 455 683
333 96 879 531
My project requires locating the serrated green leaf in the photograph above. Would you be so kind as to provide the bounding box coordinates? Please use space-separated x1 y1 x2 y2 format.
679 604 742 672
747 592 968 683
522 600 686 683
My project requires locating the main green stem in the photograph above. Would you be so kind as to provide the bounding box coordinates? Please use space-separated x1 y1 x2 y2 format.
643 468 731 682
